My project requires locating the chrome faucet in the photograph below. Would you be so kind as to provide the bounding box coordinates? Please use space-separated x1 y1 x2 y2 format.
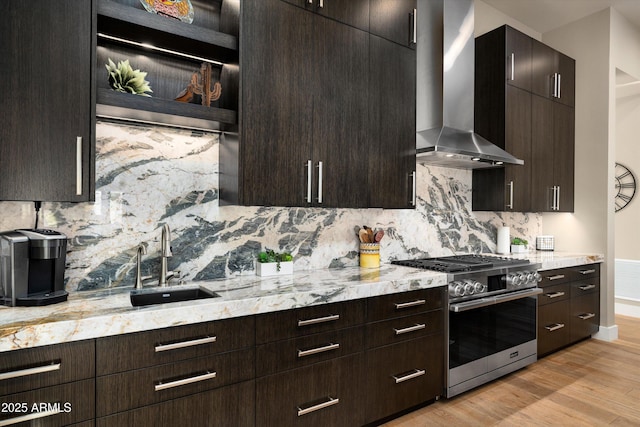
159 224 172 287
134 243 147 290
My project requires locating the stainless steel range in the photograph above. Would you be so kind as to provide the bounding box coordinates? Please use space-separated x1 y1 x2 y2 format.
392 254 542 397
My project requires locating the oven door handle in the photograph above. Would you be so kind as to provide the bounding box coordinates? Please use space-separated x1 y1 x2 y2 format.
449 288 543 312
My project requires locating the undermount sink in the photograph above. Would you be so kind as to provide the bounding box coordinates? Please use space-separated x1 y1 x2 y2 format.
130 286 220 307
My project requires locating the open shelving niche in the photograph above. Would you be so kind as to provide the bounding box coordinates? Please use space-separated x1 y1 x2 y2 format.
95 0 239 132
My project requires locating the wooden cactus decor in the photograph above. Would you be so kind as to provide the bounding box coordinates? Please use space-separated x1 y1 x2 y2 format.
175 62 222 106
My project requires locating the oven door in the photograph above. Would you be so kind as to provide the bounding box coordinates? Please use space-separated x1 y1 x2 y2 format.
447 288 541 397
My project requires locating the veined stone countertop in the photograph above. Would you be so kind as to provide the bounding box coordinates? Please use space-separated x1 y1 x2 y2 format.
0 252 603 352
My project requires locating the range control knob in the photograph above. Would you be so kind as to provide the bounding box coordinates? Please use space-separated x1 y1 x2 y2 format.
448 281 465 298
463 280 476 296
473 281 486 294
505 273 521 286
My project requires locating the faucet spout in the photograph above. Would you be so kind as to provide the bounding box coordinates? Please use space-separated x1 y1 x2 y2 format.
159 224 172 287
135 243 147 290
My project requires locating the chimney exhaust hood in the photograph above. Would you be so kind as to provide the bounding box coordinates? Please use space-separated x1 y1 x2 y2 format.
415 0 523 169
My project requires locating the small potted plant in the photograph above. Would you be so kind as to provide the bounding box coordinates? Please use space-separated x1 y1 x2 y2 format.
511 237 529 254
256 248 294 277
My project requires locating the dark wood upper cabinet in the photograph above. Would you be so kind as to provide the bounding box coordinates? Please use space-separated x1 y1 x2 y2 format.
0 1 95 202
532 39 575 107
474 25 574 213
369 0 417 48
223 0 416 208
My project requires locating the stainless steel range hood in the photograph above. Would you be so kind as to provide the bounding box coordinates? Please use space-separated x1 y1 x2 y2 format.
416 0 523 169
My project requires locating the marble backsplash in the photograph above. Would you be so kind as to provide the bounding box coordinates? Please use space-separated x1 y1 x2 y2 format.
0 121 541 292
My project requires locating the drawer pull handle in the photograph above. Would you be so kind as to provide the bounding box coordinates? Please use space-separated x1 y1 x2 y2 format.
393 368 426 384
545 323 565 332
579 284 596 291
394 323 426 335
0 408 61 426
579 269 596 275
578 313 596 320
545 291 565 299
155 371 217 392
155 336 217 352
547 274 565 281
298 314 340 327
297 396 339 416
395 299 426 310
0 361 61 382
297 342 340 358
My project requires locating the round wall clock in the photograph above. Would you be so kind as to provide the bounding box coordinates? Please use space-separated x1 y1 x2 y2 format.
615 162 636 212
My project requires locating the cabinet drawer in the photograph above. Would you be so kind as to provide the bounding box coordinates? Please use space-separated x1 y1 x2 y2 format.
571 264 599 280
367 288 444 322
256 353 364 427
0 379 94 426
365 334 444 424
97 380 254 427
539 268 572 285
538 300 571 356
538 283 571 306
571 279 600 297
0 340 95 396
366 310 443 349
96 316 254 375
571 292 599 343
256 300 365 344
257 326 363 377
97 348 254 416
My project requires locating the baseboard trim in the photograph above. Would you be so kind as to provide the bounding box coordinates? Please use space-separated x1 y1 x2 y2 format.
593 324 619 342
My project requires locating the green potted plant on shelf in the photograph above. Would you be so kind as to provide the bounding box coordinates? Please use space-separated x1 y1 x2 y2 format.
511 237 529 254
256 248 294 277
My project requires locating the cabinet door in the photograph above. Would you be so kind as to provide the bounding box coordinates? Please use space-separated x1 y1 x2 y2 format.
530 95 555 211
241 0 313 206
553 102 575 212
369 35 416 208
370 0 417 48
571 292 599 343
555 53 575 107
531 40 555 100
504 86 532 211
538 300 571 357
506 26 532 92
311 14 370 208
0 1 94 201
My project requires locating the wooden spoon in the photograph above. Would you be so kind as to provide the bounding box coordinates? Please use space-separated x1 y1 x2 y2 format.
359 228 370 243
374 229 384 243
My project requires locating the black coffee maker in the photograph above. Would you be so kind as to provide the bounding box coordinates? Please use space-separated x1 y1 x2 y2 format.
0 229 68 306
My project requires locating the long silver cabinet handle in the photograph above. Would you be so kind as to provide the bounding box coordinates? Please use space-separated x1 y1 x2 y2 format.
393 369 426 384
411 8 417 45
579 269 597 275
298 342 340 358
318 0 324 8
547 274 565 281
155 371 217 392
76 136 83 196
0 409 61 426
578 284 596 291
305 160 312 203
154 336 217 353
556 186 561 210
545 291 565 299
410 171 417 206
394 323 426 335
395 299 426 310
578 313 596 320
298 314 340 327
0 362 61 382
317 161 323 204
510 53 515 81
506 181 514 209
557 73 562 98
297 396 339 417
545 323 565 332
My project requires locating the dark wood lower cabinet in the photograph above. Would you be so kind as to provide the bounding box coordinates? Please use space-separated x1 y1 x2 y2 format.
537 264 601 357
256 353 365 427
96 381 254 427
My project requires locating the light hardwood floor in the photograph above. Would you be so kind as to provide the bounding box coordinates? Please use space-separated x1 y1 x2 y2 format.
383 315 640 426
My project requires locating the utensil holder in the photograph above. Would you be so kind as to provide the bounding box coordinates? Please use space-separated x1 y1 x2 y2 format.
360 243 380 268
